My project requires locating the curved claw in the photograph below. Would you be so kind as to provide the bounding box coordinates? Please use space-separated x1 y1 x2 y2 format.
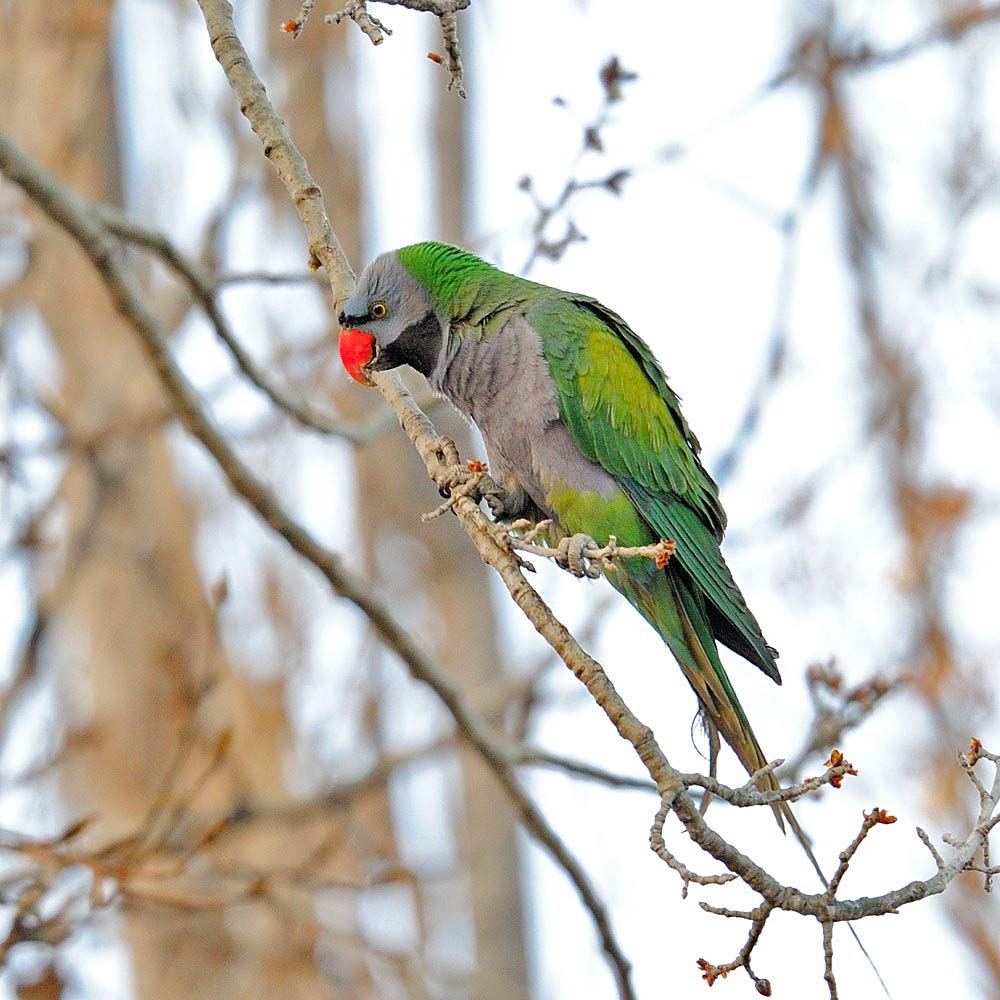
433 436 460 467
436 463 469 501
556 533 601 579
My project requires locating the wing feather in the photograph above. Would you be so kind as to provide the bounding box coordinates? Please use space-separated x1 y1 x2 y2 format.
531 295 780 682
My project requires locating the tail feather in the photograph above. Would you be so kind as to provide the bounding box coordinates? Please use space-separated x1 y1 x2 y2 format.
665 572 786 830
614 567 890 995
610 564 785 820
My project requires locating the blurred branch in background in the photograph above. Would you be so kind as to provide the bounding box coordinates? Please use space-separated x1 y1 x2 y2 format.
779 661 900 785
96 205 406 443
518 57 637 273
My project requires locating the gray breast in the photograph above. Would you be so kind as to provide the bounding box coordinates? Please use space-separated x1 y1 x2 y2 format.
433 314 620 519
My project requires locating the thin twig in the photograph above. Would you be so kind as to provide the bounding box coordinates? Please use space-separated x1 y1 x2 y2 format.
96 206 393 444
325 1 390 45
649 799 736 899
696 899 774 995
319 0 470 94
520 57 636 273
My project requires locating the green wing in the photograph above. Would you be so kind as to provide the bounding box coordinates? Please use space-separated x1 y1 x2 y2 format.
532 294 780 683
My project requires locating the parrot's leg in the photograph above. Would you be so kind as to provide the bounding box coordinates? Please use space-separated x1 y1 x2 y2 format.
474 474 537 522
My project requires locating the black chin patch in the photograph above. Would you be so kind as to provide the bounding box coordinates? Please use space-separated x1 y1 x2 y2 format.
377 311 442 378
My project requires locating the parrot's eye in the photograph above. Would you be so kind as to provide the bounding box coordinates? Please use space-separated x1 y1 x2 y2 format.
370 301 387 320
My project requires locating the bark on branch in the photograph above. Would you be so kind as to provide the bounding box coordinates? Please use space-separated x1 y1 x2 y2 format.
283 0 470 96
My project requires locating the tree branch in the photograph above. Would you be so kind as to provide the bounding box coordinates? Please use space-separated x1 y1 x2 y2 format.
95 206 398 444
283 0 470 96
199 0 356 311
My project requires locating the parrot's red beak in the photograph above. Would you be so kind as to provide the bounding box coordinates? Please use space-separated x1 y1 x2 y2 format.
339 328 378 386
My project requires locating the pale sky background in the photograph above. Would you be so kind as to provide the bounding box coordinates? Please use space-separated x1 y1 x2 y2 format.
2 0 1000 998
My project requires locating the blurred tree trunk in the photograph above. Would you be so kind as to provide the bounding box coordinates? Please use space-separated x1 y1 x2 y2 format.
429 68 531 1000
1 4 332 997
0 0 193 843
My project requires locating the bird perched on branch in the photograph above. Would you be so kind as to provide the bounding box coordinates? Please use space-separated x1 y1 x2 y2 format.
339 241 782 812
339 244 892 991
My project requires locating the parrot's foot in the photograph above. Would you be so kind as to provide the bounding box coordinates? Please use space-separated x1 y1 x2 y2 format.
555 533 602 579
428 439 527 520
475 475 533 522
436 464 473 500
432 437 466 500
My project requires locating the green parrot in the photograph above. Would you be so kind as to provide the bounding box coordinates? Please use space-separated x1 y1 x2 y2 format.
338 243 892 989
338 240 785 809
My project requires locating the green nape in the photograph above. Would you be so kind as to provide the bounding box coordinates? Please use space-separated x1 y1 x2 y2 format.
396 242 493 308
396 241 531 320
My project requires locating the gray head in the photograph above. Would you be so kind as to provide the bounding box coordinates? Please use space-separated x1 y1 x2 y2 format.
338 252 443 385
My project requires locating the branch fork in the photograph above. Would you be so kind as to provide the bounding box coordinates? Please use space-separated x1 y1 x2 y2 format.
283 0 469 96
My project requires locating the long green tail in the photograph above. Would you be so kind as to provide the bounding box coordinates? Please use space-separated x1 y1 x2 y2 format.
613 562 785 828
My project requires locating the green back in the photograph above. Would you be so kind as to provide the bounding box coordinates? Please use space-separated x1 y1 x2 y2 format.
528 293 779 681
